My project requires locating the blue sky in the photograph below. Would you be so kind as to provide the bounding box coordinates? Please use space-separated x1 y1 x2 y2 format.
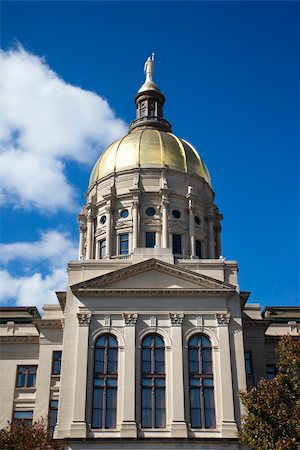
0 1 299 311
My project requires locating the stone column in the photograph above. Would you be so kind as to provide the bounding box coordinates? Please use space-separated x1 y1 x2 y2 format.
169 313 187 437
70 313 91 438
188 202 196 258
216 225 222 257
208 215 215 258
86 211 94 260
161 194 169 248
132 199 139 251
215 313 237 437
105 203 112 258
78 217 86 260
121 313 138 437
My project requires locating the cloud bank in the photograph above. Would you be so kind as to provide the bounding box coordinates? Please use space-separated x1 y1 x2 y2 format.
0 46 127 212
0 230 77 311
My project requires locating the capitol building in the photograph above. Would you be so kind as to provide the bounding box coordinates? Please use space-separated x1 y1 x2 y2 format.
0 56 299 449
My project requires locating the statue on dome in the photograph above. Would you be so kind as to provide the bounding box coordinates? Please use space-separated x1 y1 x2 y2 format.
144 53 155 82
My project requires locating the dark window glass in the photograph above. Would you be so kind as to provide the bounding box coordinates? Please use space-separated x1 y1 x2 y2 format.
141 334 166 428
245 351 255 388
49 400 58 436
100 215 106 224
245 351 253 375
100 239 106 258
195 216 201 225
146 207 155 217
119 233 129 255
266 364 276 380
120 209 129 219
13 410 33 426
172 209 181 219
172 234 182 254
188 335 216 429
52 351 62 376
146 232 156 248
196 240 202 258
92 334 118 429
16 366 37 388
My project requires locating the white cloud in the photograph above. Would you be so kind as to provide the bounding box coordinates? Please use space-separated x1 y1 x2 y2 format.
0 230 77 266
0 45 127 211
0 268 67 311
0 230 77 311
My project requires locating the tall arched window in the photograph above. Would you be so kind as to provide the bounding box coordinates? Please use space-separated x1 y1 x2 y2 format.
188 334 216 428
92 334 118 428
141 334 166 428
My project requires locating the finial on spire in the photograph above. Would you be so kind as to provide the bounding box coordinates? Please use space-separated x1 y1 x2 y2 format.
144 52 155 83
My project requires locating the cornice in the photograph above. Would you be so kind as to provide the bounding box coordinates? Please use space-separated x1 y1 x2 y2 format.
0 335 39 343
72 288 233 297
33 319 63 331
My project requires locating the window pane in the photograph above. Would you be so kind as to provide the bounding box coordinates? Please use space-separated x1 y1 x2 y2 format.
142 378 152 386
27 372 36 387
190 388 200 408
13 411 33 419
189 348 198 372
154 335 164 347
96 336 105 346
143 336 151 346
203 378 214 386
189 336 198 347
94 378 104 386
108 336 118 347
142 387 151 408
92 408 102 428
204 388 216 428
142 408 152 428
155 349 165 373
191 408 202 428
107 378 117 386
155 378 165 386
202 360 212 373
93 388 103 408
172 234 182 254
155 388 165 409
201 336 211 347
17 372 26 388
146 232 156 248
107 349 118 373
155 407 166 428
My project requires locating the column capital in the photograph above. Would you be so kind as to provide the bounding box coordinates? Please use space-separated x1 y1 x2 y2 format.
123 313 138 326
77 312 92 327
169 313 184 326
215 313 230 326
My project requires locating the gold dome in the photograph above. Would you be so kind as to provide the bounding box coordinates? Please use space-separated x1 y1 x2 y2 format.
89 128 211 187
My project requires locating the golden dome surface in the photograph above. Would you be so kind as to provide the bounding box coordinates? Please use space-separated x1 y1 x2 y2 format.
89 128 211 187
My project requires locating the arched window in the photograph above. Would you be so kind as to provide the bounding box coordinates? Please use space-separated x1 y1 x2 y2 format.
92 334 118 428
141 334 166 428
188 334 216 428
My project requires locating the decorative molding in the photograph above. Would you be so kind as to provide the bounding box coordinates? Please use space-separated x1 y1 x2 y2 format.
150 316 157 328
215 313 230 326
169 313 184 326
104 315 111 328
33 319 63 331
77 313 92 327
0 336 39 343
196 315 204 331
123 313 138 326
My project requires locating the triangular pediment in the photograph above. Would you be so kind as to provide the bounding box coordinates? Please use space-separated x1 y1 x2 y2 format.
71 258 236 296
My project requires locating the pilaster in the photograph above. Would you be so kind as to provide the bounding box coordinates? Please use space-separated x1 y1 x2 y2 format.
69 312 91 438
215 313 238 437
86 209 95 260
169 313 187 437
161 194 169 248
120 313 138 437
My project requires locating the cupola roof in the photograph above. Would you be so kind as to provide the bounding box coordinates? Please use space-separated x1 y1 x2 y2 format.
89 55 211 188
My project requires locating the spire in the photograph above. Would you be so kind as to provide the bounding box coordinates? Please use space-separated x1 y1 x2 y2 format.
129 54 171 132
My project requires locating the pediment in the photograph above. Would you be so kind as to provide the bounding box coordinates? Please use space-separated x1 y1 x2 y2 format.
71 258 236 296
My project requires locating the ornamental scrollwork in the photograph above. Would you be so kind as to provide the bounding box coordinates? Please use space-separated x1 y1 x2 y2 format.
77 312 92 327
123 313 138 326
215 313 230 326
169 313 184 326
